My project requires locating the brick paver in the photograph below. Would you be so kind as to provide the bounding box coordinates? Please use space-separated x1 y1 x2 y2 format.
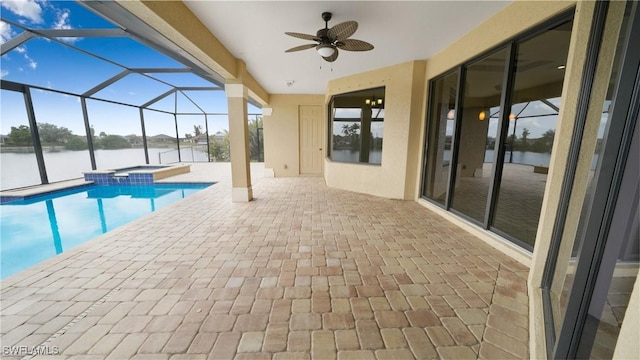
0 164 530 358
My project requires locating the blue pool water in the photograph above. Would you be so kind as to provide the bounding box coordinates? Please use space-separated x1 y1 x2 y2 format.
0 183 211 279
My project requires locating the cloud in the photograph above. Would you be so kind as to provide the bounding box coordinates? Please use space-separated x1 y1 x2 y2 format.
0 21 14 44
53 8 71 30
52 7 81 43
1 0 44 24
0 70 8 78
15 45 37 70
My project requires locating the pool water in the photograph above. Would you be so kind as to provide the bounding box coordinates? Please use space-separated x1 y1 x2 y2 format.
0 183 211 279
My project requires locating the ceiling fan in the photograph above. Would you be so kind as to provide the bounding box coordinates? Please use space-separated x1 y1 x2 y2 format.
285 12 374 62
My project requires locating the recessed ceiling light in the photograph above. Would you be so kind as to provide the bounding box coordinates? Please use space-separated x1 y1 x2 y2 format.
557 65 566 70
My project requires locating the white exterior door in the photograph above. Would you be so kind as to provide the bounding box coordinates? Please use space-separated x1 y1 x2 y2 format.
299 105 323 175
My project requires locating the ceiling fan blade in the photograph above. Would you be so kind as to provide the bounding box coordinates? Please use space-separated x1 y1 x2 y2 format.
322 49 339 63
336 39 374 51
285 32 320 42
327 21 358 41
285 44 317 52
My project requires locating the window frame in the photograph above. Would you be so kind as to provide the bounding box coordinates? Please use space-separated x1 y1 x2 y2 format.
419 9 576 253
327 86 386 166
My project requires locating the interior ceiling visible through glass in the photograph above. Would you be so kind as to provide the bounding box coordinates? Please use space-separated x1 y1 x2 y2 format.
0 0 226 112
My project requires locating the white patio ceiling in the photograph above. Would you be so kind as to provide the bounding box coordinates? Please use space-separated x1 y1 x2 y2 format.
184 1 512 95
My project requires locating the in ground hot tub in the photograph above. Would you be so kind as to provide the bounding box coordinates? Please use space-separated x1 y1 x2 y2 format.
83 164 191 185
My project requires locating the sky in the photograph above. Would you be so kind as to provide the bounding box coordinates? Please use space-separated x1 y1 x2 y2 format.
1 0 261 138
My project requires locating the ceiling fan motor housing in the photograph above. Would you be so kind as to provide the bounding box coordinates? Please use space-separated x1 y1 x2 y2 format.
284 11 374 62
316 29 331 43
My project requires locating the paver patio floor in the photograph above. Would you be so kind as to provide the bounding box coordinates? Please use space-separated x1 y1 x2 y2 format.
1 164 529 359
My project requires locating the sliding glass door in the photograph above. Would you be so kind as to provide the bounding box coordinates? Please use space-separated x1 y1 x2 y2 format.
421 12 574 250
449 48 507 224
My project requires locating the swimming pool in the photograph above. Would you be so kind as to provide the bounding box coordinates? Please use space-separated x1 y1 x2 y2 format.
0 183 211 279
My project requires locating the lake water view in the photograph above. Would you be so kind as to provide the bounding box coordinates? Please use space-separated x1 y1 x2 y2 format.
2 148 564 191
332 149 383 164
1 148 209 190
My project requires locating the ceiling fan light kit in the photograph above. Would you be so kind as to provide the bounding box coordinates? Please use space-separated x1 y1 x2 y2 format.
316 44 336 57
285 12 374 63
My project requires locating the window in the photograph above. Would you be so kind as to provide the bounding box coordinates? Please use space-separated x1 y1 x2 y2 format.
542 2 639 357
329 87 385 165
449 48 507 224
422 70 459 206
420 12 574 250
491 20 573 247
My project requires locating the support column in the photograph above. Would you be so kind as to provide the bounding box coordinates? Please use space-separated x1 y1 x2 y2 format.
226 83 253 202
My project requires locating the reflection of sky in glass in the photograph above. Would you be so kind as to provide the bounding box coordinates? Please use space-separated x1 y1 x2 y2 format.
372 108 385 119
1 183 210 278
371 122 384 138
482 99 562 139
334 108 362 119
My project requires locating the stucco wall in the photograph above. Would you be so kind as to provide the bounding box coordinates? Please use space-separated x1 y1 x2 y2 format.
324 61 426 200
263 94 324 177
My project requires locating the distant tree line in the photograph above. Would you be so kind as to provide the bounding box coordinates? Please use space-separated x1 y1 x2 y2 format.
333 122 383 152
5 123 132 150
5 118 265 160
484 128 555 153
207 117 263 162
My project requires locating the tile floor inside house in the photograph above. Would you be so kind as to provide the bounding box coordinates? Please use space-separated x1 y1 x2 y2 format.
0 163 530 359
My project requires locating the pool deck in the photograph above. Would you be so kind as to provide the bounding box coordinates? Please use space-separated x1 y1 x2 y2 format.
0 162 529 359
